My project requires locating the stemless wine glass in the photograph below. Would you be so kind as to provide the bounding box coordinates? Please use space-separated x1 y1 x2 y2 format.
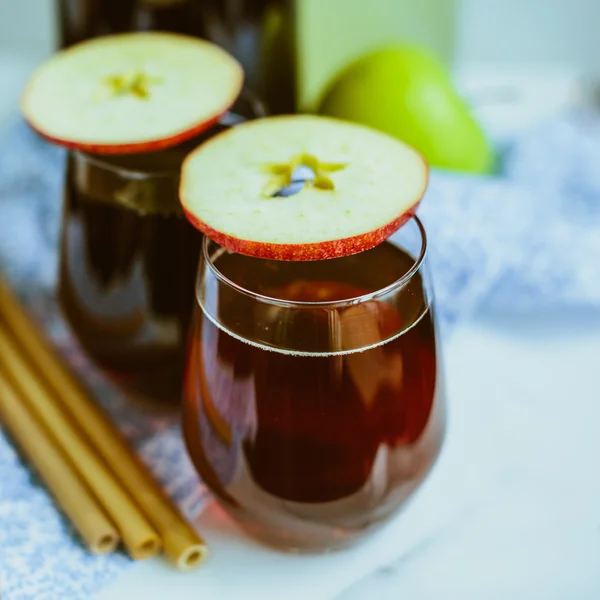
58 92 265 408
182 215 446 552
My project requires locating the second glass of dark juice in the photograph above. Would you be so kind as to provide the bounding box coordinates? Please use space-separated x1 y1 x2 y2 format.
58 96 264 408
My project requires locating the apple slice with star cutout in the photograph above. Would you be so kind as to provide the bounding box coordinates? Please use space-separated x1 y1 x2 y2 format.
21 32 244 154
180 115 428 261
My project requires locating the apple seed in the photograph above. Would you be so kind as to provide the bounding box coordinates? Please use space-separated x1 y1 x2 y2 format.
262 153 346 198
103 71 163 100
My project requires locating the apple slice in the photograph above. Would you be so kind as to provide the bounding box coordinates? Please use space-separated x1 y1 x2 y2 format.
21 32 244 154
180 115 428 261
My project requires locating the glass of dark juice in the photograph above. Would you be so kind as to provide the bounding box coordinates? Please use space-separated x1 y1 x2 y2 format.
182 215 446 551
57 0 297 114
58 93 265 408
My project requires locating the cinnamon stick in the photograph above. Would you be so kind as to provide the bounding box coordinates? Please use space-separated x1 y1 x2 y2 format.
0 322 161 560
0 281 207 570
0 371 119 555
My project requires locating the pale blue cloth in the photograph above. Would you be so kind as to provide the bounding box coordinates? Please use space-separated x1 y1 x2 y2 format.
1 112 599 599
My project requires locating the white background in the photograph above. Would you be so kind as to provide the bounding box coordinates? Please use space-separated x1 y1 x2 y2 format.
4 0 600 69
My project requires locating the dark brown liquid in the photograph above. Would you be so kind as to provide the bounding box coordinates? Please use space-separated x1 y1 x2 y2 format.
182 242 445 550
58 149 199 405
57 96 263 407
57 0 297 114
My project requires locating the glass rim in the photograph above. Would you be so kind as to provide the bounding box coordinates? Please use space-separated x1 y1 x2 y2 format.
70 149 182 180
201 214 428 309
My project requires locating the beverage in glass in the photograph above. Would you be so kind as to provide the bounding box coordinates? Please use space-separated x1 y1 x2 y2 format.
182 217 445 550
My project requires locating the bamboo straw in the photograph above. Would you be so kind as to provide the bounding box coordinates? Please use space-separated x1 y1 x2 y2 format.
0 281 208 570
0 372 120 555
0 321 161 560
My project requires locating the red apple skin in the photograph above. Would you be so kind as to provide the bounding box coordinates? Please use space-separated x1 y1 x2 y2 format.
179 115 429 261
20 31 244 156
182 196 423 262
25 112 226 155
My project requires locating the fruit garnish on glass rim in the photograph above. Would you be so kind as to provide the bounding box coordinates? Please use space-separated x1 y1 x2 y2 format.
180 115 428 261
21 32 244 155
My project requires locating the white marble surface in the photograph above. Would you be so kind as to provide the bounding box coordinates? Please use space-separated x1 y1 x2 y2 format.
337 308 600 600
2 53 599 599
92 308 600 600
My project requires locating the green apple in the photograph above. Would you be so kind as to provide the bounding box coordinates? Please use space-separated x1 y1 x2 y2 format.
318 46 494 174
